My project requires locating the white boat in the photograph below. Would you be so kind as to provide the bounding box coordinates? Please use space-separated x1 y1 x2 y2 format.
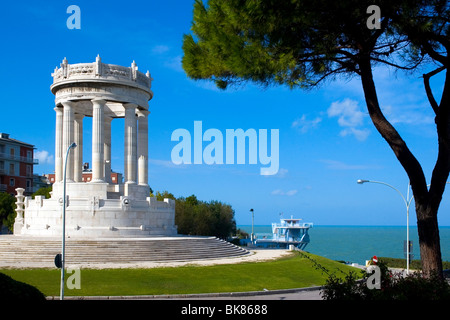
254 217 313 250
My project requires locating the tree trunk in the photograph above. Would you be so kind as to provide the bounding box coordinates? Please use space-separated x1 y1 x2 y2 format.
416 204 443 276
358 57 444 277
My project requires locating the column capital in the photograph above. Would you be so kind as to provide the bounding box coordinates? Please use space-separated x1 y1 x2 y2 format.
74 113 85 120
92 98 107 106
59 100 77 108
136 109 150 117
123 102 138 110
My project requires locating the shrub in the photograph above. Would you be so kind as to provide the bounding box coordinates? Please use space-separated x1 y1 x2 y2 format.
321 261 450 300
0 272 46 301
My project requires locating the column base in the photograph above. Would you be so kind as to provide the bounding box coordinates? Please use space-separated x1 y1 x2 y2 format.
13 220 24 235
53 182 108 199
90 179 106 184
124 182 150 200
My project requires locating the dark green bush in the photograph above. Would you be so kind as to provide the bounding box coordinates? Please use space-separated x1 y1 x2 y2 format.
321 261 450 300
0 272 46 301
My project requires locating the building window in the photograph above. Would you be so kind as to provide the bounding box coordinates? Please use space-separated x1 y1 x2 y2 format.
9 163 14 175
9 178 15 187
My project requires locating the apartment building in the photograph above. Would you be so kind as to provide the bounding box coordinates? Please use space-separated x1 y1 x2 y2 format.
0 133 38 196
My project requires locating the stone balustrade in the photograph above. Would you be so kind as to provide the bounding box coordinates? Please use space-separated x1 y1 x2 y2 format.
52 55 152 90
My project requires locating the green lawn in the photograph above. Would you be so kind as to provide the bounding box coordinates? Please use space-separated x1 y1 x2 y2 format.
0 251 359 297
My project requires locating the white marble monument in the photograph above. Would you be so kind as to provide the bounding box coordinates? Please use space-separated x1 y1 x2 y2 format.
14 56 177 237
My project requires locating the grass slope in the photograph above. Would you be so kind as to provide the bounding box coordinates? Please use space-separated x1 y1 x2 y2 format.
0 251 358 297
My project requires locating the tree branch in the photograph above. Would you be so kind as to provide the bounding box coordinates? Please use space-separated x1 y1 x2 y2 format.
370 56 423 70
422 66 446 116
358 57 428 201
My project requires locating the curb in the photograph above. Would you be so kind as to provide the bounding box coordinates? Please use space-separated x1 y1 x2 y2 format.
46 285 324 300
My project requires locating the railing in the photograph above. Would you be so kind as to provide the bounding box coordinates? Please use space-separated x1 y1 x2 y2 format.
0 153 39 164
272 222 312 229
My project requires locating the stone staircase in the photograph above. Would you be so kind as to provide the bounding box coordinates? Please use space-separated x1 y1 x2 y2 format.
0 235 250 268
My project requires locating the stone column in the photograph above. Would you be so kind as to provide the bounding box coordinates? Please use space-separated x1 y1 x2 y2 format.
13 188 25 234
137 110 149 185
74 113 84 182
61 100 75 182
91 99 106 182
104 116 113 183
124 103 137 184
54 107 64 183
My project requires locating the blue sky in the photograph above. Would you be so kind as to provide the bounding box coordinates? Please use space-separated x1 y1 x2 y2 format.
1 0 449 226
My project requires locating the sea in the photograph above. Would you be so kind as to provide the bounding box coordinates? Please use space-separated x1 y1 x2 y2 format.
237 225 450 265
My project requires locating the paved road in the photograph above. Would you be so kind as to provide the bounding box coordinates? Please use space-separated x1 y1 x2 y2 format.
53 287 324 300
175 290 323 300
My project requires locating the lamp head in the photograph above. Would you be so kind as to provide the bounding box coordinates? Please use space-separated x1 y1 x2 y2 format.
357 179 369 184
69 142 77 149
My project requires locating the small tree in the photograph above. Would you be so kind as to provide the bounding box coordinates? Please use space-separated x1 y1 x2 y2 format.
32 186 52 199
0 192 16 232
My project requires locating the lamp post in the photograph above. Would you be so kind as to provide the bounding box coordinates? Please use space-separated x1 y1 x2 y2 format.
250 208 254 243
357 179 413 274
60 142 77 300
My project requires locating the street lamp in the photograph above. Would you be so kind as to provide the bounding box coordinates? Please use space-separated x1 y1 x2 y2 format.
357 179 413 274
358 179 449 274
60 142 77 300
250 208 254 243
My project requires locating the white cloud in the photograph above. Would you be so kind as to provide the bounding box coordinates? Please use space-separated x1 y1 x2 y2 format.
382 105 434 125
292 115 322 133
320 159 381 170
148 158 188 169
263 168 288 178
339 127 370 141
150 45 184 73
164 55 183 73
271 189 298 196
328 98 364 127
286 189 298 196
327 98 370 141
35 150 54 164
152 45 170 54
271 189 284 195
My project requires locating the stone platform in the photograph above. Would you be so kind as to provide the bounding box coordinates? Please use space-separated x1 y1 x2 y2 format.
0 235 250 268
